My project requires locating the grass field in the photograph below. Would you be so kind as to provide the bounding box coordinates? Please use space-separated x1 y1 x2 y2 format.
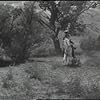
0 35 100 99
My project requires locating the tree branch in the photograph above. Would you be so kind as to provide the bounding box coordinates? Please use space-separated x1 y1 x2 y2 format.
55 27 60 38
77 2 95 17
37 18 56 33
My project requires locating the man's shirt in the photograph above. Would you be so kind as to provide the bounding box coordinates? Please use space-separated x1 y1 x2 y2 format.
64 38 70 47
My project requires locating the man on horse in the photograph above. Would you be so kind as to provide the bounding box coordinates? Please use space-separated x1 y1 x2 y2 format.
62 29 76 65
63 30 71 65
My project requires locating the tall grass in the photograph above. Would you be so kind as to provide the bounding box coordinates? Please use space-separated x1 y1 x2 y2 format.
1 62 100 99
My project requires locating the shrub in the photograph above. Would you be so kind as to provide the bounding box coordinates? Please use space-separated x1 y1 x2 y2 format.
24 63 43 81
63 76 84 98
33 47 49 57
95 35 100 50
32 39 56 57
34 48 56 57
80 35 100 51
24 62 53 81
84 83 100 99
1 66 17 91
80 36 96 51
1 65 48 99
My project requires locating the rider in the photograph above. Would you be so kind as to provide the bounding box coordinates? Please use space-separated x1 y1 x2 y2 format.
63 30 71 65
63 30 76 65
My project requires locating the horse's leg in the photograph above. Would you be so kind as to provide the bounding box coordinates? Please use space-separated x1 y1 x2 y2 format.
63 52 68 65
72 48 75 58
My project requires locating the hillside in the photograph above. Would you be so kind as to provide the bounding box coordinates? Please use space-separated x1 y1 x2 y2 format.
81 8 100 38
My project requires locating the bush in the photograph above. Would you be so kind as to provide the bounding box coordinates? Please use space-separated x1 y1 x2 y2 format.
80 35 100 51
95 35 100 50
80 36 96 51
1 66 16 89
24 63 43 81
62 76 84 98
6 41 30 64
49 74 100 99
33 48 56 57
65 76 84 98
0 3 46 65
24 62 53 82
32 39 56 57
33 47 49 57
84 83 100 99
1 65 48 99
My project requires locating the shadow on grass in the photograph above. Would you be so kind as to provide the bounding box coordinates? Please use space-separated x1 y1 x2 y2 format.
32 51 63 58
0 59 13 67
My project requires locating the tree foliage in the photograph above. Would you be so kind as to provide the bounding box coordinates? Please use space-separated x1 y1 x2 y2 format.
36 1 98 54
0 1 99 64
38 1 98 35
0 2 46 64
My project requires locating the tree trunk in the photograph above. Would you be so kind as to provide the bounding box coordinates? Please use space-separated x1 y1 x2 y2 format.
52 37 62 55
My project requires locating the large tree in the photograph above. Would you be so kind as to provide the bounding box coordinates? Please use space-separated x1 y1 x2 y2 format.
37 1 98 54
8 1 46 63
0 2 46 64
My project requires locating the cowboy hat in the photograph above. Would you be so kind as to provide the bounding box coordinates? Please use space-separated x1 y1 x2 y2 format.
64 30 69 33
